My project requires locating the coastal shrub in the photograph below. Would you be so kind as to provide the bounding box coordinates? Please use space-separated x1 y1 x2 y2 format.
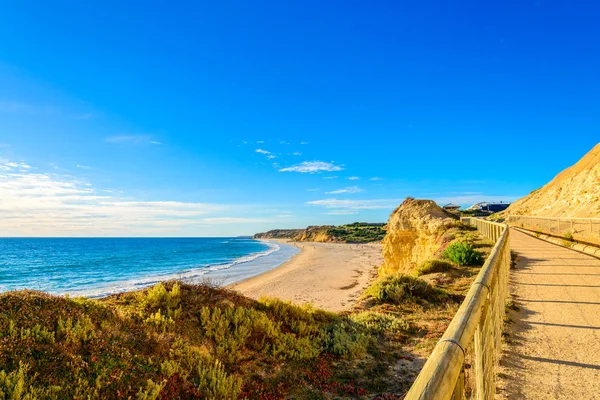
350 311 410 335
453 231 479 245
443 242 484 266
325 322 369 358
364 274 447 304
17 323 55 344
197 359 242 399
414 259 453 277
0 362 28 400
143 282 181 310
57 315 96 345
144 309 175 332
136 379 164 400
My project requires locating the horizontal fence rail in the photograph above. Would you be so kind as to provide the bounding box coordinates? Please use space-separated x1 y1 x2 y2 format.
508 215 600 247
405 218 511 400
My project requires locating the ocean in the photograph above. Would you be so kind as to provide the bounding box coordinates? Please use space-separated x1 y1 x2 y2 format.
0 237 299 298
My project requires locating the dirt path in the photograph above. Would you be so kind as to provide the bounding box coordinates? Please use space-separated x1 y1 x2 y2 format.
497 229 600 399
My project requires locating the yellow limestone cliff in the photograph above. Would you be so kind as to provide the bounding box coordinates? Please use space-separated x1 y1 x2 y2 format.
380 198 457 276
506 142 600 218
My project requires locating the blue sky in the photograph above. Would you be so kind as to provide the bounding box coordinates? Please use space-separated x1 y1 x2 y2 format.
0 1 598 236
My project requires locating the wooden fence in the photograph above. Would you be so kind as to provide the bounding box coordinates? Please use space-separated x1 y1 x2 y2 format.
508 215 600 247
404 218 511 400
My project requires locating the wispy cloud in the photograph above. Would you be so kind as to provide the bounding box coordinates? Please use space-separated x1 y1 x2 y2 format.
76 165 92 170
0 159 240 236
307 198 400 210
370 177 383 181
307 188 319 192
292 152 302 156
323 176 338 180
348 176 360 180
255 149 271 155
325 210 359 215
325 186 363 194
279 161 343 173
201 217 276 224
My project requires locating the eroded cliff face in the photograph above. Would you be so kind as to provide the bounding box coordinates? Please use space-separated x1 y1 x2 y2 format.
506 142 600 218
380 198 457 276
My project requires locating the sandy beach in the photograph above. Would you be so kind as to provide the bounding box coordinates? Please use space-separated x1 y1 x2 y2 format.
230 240 383 312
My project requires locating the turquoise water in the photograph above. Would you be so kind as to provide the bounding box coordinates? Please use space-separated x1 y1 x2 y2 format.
0 238 299 297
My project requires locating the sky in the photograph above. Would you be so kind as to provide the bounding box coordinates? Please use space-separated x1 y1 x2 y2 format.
0 1 598 237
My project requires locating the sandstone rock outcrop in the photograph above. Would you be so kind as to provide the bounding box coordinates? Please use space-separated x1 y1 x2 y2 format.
380 198 457 276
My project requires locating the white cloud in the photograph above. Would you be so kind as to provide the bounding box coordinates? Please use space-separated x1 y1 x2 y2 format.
326 186 363 194
292 152 302 156
279 161 343 173
348 176 360 180
370 177 383 181
300 142 309 145
267 155 277 159
307 198 400 210
0 160 240 236
255 149 272 155
150 141 162 145
325 210 359 215
201 217 276 224
307 188 319 192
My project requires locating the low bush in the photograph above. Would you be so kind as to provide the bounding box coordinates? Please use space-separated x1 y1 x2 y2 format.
443 242 484 266
414 259 453 277
350 311 410 335
364 274 447 304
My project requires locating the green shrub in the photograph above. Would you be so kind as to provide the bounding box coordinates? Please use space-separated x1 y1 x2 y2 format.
325 323 369 358
0 362 28 400
414 259 453 277
143 282 181 310
350 311 409 335
57 315 96 345
197 360 242 399
564 231 574 241
136 379 164 400
364 274 447 304
442 242 484 266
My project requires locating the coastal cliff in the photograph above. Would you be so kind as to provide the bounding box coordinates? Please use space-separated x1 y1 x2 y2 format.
505 142 600 218
254 223 386 243
379 198 458 276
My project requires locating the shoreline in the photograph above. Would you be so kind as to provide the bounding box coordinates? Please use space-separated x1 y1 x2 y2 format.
230 239 383 312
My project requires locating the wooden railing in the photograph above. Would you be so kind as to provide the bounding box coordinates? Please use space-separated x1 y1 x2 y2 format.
404 218 511 400
508 215 600 247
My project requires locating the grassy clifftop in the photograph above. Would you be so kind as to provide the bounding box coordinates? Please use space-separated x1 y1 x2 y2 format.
254 223 386 243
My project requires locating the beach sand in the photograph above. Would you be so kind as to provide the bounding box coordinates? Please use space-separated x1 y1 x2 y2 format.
230 241 383 312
